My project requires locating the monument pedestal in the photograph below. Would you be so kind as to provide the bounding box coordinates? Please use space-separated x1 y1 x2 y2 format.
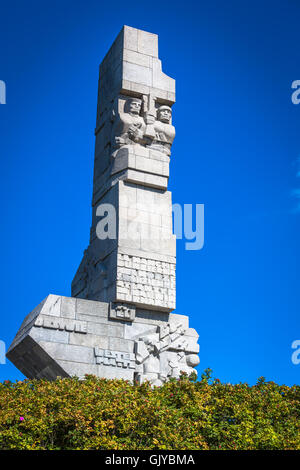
7 295 199 384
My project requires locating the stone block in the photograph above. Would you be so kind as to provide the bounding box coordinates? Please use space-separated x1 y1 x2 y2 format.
44 295 62 317
97 364 134 380
152 58 175 93
60 296 76 319
38 342 94 364
108 337 135 352
123 49 151 68
31 326 69 344
123 169 168 190
124 322 158 340
76 299 109 317
168 313 189 329
169 335 200 354
123 62 152 87
58 361 99 379
69 333 109 349
75 313 108 324
123 26 138 53
87 321 124 338
185 327 199 338
137 29 158 57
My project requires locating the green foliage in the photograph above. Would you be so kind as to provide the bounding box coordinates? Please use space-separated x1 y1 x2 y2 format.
0 371 299 450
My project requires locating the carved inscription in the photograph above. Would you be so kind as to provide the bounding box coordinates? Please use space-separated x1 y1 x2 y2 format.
94 348 135 369
34 316 87 334
110 302 136 321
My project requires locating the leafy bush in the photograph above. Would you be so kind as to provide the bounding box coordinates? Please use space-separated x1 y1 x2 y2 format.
0 370 299 450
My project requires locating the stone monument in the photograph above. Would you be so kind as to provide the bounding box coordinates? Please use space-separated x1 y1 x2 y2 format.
7 26 200 385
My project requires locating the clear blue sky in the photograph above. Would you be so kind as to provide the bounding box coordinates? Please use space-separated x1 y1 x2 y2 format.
0 0 299 385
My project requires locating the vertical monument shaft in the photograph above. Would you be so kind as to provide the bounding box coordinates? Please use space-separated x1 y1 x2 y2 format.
71 26 176 312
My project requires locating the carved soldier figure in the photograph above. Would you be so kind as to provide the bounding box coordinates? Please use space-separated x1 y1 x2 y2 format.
135 322 189 386
147 105 176 156
111 97 146 150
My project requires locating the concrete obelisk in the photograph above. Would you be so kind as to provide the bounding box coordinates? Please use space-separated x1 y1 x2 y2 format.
7 26 200 384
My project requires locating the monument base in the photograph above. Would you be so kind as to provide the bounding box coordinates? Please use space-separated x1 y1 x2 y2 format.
7 295 200 384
